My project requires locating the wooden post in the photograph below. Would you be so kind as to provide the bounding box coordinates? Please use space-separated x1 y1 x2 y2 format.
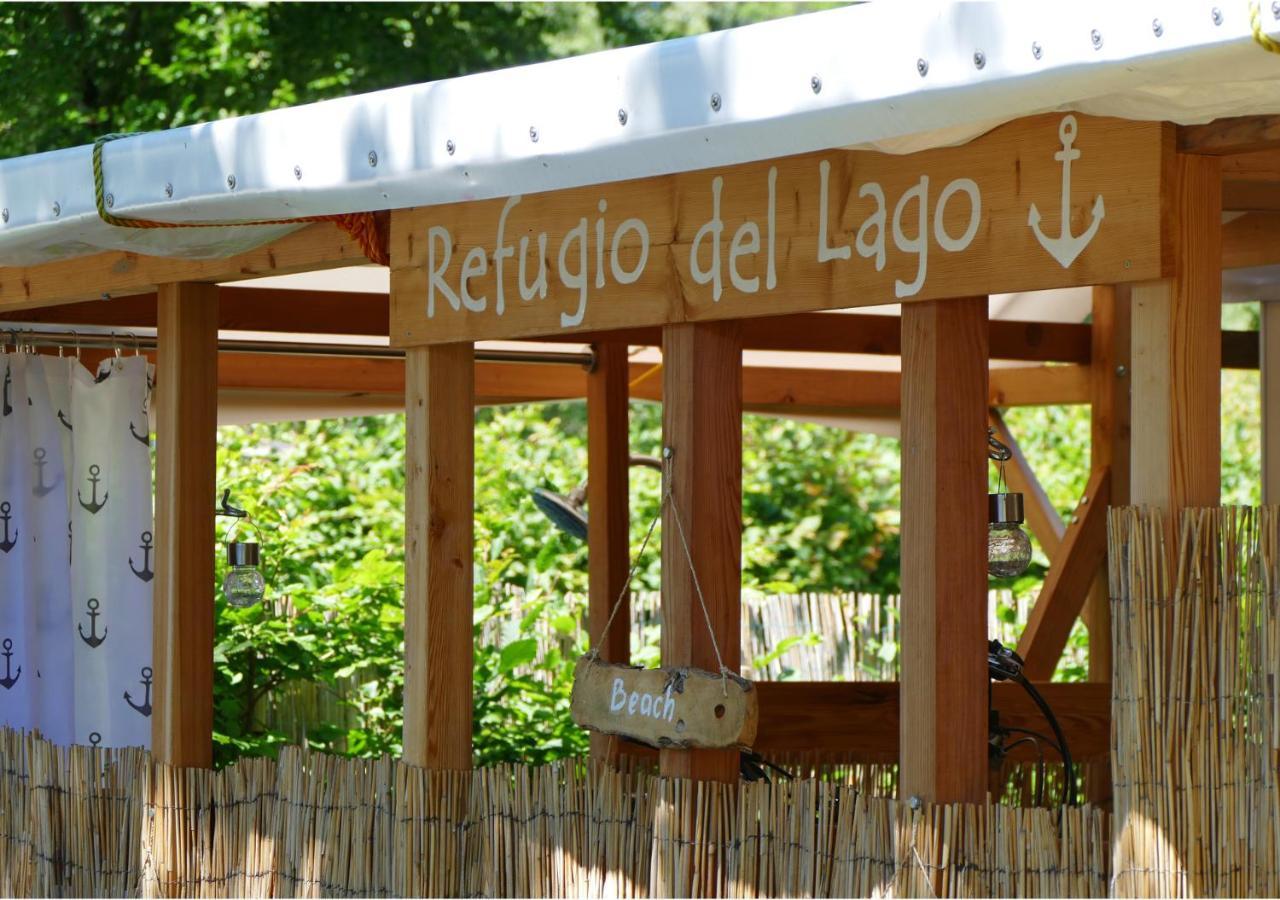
1264 302 1280 504
899 297 989 805
1085 285 1130 684
1131 155 1221 513
659 322 742 783
153 282 218 767
403 343 474 770
587 342 631 764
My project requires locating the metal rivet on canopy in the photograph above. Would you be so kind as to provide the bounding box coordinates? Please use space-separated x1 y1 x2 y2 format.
293 165 302 180
446 139 456 155
1212 7 1223 25
164 183 173 198
1090 29 1103 49
226 174 237 190
105 193 114 209
617 108 628 125
1031 41 1043 59
916 58 929 76
973 50 986 69
810 75 821 94
52 202 61 217
368 150 378 167
710 92 722 112
1 209 8 224
529 126 539 143
1152 18 1163 36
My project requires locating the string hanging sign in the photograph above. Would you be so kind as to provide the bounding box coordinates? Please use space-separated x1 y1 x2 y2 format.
569 449 758 750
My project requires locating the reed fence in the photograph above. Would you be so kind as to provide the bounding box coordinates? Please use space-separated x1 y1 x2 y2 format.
8 505 1276 897
1109 506 1280 897
0 728 1107 898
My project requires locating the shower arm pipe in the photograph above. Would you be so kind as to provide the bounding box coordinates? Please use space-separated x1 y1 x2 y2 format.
2 328 596 369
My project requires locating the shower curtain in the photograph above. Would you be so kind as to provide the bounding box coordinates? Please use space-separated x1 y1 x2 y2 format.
0 351 153 749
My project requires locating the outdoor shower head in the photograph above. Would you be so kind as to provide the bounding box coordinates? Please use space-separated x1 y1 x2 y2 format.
532 487 589 541
533 455 663 541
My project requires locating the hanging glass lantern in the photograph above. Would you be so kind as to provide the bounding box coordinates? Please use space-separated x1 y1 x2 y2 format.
987 429 1032 578
988 491 1033 578
216 490 266 607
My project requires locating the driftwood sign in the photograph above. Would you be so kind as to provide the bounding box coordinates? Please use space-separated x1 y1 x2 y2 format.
569 655 758 750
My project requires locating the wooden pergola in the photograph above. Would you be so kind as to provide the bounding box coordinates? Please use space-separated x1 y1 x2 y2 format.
1 110 1275 805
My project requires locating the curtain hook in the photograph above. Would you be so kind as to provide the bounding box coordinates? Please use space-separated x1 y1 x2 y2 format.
71 330 81 361
128 331 141 357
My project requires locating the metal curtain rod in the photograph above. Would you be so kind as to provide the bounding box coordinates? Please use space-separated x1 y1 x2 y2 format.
0 328 595 369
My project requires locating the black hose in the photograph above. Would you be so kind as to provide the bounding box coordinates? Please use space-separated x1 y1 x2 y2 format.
1013 674 1076 806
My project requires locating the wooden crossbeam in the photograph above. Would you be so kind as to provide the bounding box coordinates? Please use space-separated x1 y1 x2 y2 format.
988 409 1064 560
5 294 1263 368
1177 115 1280 155
617 681 1110 765
0 222 370 312
1015 468 1112 682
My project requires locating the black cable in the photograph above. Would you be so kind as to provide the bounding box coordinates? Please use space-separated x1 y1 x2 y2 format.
1013 674 1077 807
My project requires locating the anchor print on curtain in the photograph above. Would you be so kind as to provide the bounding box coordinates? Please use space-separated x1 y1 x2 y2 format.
0 350 153 748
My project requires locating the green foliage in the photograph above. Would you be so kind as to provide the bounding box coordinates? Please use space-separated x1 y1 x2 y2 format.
213 403 904 766
0 2 838 158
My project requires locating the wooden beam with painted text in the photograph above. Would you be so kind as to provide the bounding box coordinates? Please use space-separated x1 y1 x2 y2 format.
391 114 1167 346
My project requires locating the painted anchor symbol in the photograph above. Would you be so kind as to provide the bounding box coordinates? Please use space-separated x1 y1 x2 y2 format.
58 410 72 431
78 598 107 648
129 531 154 582
32 447 56 498
0 502 16 553
124 665 152 717
1028 115 1106 269
89 732 102 747
0 638 20 689
77 464 108 514
130 421 149 447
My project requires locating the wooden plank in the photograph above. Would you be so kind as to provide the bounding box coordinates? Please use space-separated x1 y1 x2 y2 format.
1131 155 1222 513
1222 212 1280 269
152 283 218 767
744 681 1111 764
0 222 371 312
562 315 1095 364
1219 147 1280 180
988 409 1064 560
402 343 475 770
570 657 758 749
1016 468 1112 682
391 114 1168 346
1222 180 1280 212
1177 115 1280 155
1265 304 1280 504
587 342 631 763
659 322 743 783
899 297 988 805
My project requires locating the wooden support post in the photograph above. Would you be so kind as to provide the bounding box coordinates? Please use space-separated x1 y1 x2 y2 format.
899 297 988 805
659 322 742 783
1085 285 1130 683
587 343 631 764
153 282 218 767
403 343 475 770
1264 302 1280 504
1016 468 1112 682
1131 155 1222 514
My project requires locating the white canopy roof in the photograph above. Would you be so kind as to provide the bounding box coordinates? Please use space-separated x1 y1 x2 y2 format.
3 0 1280 268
